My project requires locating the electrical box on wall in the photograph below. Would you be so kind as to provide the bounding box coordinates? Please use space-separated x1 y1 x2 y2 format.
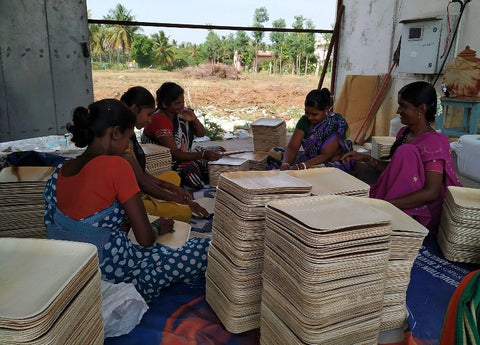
398 17 442 74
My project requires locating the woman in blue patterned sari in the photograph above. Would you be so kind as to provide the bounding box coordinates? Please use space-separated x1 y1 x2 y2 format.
44 99 209 302
267 88 354 172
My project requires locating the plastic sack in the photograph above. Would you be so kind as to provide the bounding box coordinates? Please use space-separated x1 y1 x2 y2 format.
100 280 149 338
450 135 480 182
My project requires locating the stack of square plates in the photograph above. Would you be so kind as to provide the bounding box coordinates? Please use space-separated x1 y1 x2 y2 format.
352 197 428 331
251 118 286 153
286 167 370 197
0 238 104 344
140 143 172 175
260 195 393 345
438 186 480 264
229 151 268 171
0 166 55 238
208 157 250 187
371 136 396 160
206 171 311 333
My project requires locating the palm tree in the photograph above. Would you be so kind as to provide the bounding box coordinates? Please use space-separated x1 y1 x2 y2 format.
104 4 139 60
151 31 175 66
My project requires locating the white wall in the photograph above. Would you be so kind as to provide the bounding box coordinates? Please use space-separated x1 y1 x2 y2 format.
335 0 479 135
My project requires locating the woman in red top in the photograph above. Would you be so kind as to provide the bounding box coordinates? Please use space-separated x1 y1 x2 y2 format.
142 82 223 190
44 99 210 302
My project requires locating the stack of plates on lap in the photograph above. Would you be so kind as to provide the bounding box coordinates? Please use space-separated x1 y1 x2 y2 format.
286 167 370 197
352 197 428 331
0 238 104 344
140 144 172 175
208 157 250 187
251 118 286 153
260 195 393 345
438 186 480 264
229 151 268 171
371 136 396 160
0 166 55 238
206 171 311 333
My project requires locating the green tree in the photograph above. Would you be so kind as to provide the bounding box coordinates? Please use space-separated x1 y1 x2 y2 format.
252 7 269 72
131 34 154 67
234 31 252 69
104 4 139 62
270 18 286 74
201 30 222 64
151 31 175 67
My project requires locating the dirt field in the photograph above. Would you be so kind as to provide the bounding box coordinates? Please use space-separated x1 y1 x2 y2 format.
92 69 326 121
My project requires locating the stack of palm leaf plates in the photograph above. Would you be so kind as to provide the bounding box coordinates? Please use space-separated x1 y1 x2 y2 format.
140 143 172 175
438 186 480 264
0 238 104 344
260 195 393 345
286 167 370 197
229 151 268 171
0 166 55 238
371 136 396 160
206 171 311 333
353 197 428 331
208 157 250 187
251 118 286 153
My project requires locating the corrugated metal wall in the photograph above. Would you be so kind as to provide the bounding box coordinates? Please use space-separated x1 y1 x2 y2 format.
0 0 93 142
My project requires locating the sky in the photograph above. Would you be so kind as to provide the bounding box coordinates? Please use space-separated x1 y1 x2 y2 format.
86 0 338 44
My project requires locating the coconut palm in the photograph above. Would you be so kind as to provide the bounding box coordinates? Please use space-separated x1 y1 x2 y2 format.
104 4 139 59
151 31 175 66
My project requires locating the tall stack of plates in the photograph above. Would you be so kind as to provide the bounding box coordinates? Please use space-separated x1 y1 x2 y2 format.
371 136 396 160
140 143 172 175
286 167 370 197
229 151 268 171
0 166 54 238
251 118 286 153
208 157 250 187
438 186 480 264
0 238 104 344
352 197 428 331
260 195 393 345
206 171 311 333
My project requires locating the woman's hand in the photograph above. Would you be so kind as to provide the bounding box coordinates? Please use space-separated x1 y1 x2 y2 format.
189 201 210 218
280 162 291 171
202 150 221 161
152 217 175 235
341 151 369 163
178 108 197 122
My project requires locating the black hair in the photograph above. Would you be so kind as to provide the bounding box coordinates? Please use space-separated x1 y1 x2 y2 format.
304 88 331 111
120 86 155 110
155 82 184 109
66 99 136 148
398 81 437 123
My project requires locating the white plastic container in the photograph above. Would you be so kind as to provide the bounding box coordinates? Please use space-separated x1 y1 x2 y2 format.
389 117 402 137
450 135 480 182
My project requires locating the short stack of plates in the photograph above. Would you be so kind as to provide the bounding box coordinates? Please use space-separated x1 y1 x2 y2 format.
260 195 393 345
352 197 428 331
206 171 311 333
371 136 396 160
438 186 480 264
286 167 370 197
251 118 286 153
229 151 268 171
0 238 104 344
208 157 250 187
140 143 172 175
0 166 55 238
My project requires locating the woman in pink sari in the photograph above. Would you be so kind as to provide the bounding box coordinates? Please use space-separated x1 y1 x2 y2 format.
342 81 462 233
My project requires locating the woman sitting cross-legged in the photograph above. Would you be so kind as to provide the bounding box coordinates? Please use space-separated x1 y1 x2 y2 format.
342 81 462 233
267 88 354 172
43 99 209 302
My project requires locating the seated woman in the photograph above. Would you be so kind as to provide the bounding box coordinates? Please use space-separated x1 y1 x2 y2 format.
342 81 462 233
141 82 223 190
120 86 209 222
43 99 209 303
267 88 354 172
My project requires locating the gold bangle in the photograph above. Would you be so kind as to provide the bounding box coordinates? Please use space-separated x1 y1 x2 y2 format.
201 151 205 159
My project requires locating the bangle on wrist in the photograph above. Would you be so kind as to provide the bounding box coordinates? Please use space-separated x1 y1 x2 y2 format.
301 162 307 170
201 151 205 159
